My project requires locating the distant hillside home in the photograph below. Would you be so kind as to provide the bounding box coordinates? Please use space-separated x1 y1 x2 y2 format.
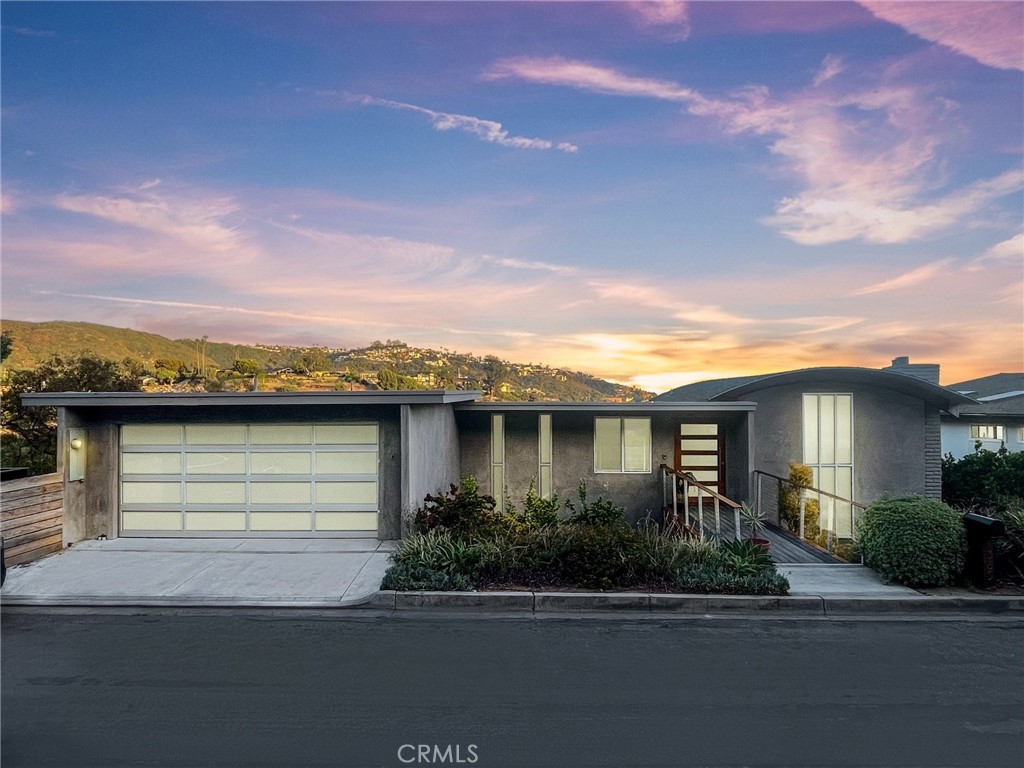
941 372 1024 460
25 356 975 549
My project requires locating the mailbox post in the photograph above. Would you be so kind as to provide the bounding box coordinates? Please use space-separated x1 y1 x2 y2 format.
962 513 1006 589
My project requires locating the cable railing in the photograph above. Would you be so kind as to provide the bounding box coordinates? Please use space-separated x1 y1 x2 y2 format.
752 469 866 555
660 464 742 541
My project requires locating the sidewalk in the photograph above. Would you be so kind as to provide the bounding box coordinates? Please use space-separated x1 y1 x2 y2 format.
1 538 395 608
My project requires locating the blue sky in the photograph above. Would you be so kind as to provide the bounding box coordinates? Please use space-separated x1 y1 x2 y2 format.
2 1 1022 390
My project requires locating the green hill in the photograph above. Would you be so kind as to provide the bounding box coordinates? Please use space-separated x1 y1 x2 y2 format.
0 319 652 402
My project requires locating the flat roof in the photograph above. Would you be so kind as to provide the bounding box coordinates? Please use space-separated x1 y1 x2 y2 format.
21 390 484 408
455 401 756 412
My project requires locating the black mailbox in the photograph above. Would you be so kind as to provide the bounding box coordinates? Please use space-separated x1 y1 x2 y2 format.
962 513 1006 589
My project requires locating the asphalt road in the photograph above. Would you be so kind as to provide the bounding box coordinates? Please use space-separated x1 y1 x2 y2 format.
2 611 1022 768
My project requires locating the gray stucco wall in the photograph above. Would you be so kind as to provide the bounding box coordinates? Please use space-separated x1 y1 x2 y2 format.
59 403 403 541
735 380 935 520
401 404 460 533
456 410 751 524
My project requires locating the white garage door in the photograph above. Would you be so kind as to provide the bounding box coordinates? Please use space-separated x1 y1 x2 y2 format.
119 423 379 537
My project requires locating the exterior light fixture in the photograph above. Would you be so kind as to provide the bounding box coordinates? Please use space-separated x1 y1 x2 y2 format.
68 428 86 482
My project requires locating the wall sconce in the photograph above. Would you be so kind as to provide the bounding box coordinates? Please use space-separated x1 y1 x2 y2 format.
68 428 86 482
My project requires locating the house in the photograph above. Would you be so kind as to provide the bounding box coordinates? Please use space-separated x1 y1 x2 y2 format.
940 373 1024 460
22 358 975 546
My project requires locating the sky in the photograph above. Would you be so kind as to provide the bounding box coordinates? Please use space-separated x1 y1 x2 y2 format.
1 1 1022 392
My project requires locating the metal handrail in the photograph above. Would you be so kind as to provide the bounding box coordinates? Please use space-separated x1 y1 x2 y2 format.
752 469 863 555
752 469 867 510
660 464 742 541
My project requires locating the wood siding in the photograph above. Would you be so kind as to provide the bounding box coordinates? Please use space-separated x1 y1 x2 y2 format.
2 473 64 565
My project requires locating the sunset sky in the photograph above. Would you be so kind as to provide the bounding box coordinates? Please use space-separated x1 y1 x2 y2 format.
2 1 1022 391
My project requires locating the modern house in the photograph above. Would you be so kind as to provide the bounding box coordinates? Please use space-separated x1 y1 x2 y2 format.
940 373 1024 460
23 357 976 547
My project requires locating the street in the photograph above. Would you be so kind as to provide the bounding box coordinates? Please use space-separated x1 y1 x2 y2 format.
2 611 1022 767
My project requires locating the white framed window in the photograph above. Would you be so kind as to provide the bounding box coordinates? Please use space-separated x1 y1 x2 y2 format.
491 414 505 512
595 417 651 474
971 424 1004 440
802 394 854 537
538 414 553 499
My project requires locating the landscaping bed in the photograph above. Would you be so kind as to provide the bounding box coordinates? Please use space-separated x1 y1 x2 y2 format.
380 479 790 596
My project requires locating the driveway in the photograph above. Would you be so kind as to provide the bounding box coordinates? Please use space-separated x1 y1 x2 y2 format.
0 538 394 607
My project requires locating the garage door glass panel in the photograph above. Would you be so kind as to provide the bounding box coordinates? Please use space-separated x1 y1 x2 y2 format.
250 512 312 531
250 482 311 504
249 425 312 445
316 482 377 504
122 453 181 475
185 425 247 445
122 425 181 445
186 512 246 531
122 511 182 531
316 424 377 445
317 512 377 531
251 452 311 475
317 452 377 475
186 453 246 474
186 482 246 504
122 482 181 504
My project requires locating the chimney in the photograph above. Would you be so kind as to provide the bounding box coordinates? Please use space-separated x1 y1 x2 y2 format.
882 356 940 385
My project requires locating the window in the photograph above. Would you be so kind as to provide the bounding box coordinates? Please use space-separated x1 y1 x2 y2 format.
491 414 505 512
802 394 854 537
538 414 553 499
971 424 1004 440
1019 427 1024 442
595 417 651 473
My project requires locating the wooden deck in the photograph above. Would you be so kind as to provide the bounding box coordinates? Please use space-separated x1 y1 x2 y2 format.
675 505 838 564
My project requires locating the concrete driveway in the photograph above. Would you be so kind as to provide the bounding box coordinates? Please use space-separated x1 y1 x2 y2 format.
1 538 395 608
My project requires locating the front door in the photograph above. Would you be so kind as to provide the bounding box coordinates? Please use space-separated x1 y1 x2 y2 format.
674 424 725 498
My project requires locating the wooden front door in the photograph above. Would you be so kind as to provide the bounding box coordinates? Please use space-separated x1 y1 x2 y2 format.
674 424 725 498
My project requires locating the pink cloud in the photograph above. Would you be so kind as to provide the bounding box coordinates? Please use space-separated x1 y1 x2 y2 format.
625 1 691 42
860 2 1024 71
852 258 954 295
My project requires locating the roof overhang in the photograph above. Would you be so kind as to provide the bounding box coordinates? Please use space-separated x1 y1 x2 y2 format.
455 401 756 412
709 368 977 408
21 390 484 408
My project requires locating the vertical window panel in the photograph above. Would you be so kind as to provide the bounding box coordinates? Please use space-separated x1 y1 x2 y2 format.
491 414 505 512
538 414 552 499
836 395 852 464
595 418 622 472
802 396 819 464
623 418 651 473
819 395 836 465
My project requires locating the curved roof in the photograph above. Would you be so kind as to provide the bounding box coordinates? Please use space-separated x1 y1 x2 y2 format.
658 367 976 408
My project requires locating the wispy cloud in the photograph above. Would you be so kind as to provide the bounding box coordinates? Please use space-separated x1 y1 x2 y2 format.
483 255 577 274
625 1 691 42
859 1 1024 71
2 26 56 38
853 258 954 295
966 233 1024 271
813 54 844 86
345 92 578 153
487 55 1021 245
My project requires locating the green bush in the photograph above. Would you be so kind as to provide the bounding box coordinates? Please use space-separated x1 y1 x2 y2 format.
523 485 560 527
719 538 773 576
992 500 1024 585
381 563 475 591
413 477 498 536
563 479 625 526
943 447 1024 508
392 530 481 574
672 563 790 595
778 462 821 539
858 496 966 587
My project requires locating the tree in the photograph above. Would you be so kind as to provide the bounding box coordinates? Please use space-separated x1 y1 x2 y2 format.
0 330 13 363
292 349 331 375
232 359 262 376
1 355 142 475
377 368 399 390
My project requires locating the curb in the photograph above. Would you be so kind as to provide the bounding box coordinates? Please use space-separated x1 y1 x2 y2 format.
368 590 1024 616
0 594 378 609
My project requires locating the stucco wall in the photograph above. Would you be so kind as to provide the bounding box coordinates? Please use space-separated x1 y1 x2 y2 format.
735 380 936 516
60 403 403 541
401 404 460 533
456 410 751 524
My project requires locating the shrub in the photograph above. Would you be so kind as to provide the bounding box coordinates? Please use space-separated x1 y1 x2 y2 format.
672 563 790 595
523 484 560 527
381 563 475 591
858 496 966 587
719 538 773 576
778 462 821 539
991 500 1024 585
392 530 480 574
943 447 1024 508
413 476 498 536
564 479 626 527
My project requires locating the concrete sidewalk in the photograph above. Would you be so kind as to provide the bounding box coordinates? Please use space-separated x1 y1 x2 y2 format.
1 538 395 608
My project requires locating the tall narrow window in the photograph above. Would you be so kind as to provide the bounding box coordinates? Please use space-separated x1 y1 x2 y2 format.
595 417 651 473
802 394 854 536
491 414 505 512
538 414 553 499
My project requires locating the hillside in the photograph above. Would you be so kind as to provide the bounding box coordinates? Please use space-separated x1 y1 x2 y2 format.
0 320 652 402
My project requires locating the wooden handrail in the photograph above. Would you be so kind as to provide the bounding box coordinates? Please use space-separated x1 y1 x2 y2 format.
659 464 741 509
752 469 867 510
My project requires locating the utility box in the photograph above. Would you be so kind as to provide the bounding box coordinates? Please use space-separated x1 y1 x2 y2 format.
962 513 1006 589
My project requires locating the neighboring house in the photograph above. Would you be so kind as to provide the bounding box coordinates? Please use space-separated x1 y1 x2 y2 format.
23 358 974 547
940 373 1024 460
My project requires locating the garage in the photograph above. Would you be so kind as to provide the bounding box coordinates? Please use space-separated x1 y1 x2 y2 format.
119 423 379 537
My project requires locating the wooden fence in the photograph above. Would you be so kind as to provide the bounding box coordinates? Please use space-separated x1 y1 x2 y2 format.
2 472 64 566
